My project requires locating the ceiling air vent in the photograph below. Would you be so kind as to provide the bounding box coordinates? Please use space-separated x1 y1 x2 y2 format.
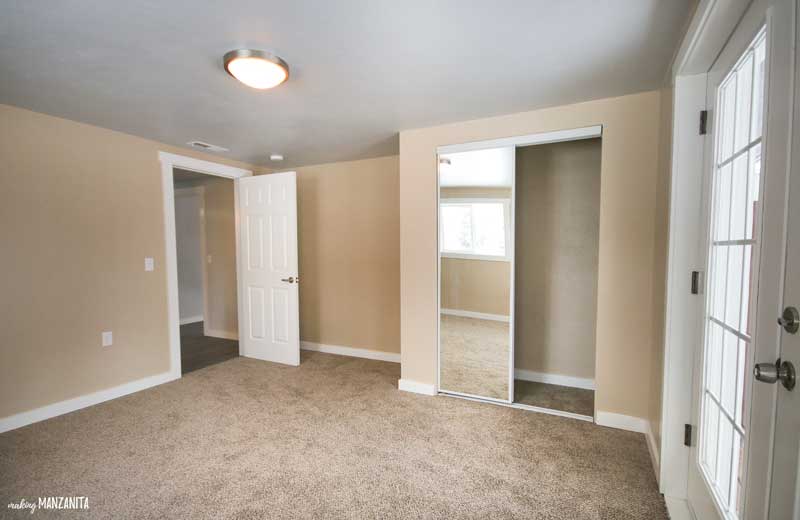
187 141 229 153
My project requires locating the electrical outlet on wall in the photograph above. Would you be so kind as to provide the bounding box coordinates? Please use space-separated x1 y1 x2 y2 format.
144 257 154 271
102 331 113 347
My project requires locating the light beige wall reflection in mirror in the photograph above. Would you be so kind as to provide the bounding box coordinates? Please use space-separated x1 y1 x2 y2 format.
438 146 514 400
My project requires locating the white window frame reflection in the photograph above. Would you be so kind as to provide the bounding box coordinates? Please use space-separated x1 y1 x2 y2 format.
439 198 512 262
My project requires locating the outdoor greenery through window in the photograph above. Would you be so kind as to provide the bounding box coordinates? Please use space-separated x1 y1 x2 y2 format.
440 199 510 260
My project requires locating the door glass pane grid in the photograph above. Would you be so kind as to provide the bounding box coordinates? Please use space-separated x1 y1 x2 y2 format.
699 26 766 519
745 144 762 242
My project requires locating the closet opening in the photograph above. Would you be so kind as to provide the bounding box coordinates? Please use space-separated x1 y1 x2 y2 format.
513 138 600 418
436 126 602 421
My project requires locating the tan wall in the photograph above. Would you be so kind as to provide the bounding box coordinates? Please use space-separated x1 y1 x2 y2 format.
202 177 238 336
439 186 511 316
440 258 511 316
0 104 254 419
400 90 666 420
262 156 400 353
649 87 674 450
514 139 601 379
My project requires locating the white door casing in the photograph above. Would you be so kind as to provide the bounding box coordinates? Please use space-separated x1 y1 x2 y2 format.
237 171 300 366
768 1 800 515
686 0 795 518
159 151 252 378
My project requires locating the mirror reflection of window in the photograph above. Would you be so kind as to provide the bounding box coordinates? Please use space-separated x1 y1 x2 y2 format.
440 200 510 259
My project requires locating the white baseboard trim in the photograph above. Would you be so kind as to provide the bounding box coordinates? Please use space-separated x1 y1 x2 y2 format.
0 371 179 434
441 308 510 322
595 410 649 434
398 379 437 396
300 341 400 363
645 421 661 482
179 315 203 325
514 368 595 390
205 329 238 340
664 497 694 520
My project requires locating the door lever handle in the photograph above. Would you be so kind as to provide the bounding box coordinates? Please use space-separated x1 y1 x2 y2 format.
281 277 295 283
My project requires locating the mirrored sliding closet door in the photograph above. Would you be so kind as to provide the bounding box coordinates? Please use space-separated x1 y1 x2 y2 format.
437 146 514 402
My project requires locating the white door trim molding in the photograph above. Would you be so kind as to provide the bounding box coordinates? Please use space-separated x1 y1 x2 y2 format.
661 0 794 510
159 151 252 379
0 371 178 434
661 0 746 501
436 125 602 154
670 0 753 79
660 73 707 499
159 152 252 180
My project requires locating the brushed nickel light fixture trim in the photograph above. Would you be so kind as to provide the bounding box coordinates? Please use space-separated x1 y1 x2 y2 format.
223 49 289 89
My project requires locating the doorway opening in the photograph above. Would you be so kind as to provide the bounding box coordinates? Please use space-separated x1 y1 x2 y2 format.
158 152 252 378
173 168 238 374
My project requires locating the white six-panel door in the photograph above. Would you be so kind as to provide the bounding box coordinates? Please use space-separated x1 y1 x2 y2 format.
237 171 300 366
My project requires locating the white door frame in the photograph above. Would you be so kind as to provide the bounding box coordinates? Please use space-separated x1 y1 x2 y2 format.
661 0 795 517
661 1 755 505
158 151 252 378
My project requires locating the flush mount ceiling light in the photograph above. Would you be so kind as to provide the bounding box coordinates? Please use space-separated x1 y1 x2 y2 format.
269 154 284 161
223 49 289 89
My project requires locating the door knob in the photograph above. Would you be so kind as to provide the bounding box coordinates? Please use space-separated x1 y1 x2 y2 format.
281 277 295 283
777 306 799 334
754 358 796 391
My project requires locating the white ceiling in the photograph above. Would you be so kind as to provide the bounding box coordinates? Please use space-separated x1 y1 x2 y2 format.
0 1 694 168
439 148 514 188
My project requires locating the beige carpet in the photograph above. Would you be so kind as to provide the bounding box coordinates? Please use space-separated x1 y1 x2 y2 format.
515 380 595 417
439 314 510 399
0 352 666 519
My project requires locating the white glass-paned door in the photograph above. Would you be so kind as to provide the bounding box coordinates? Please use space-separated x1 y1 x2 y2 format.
699 28 766 519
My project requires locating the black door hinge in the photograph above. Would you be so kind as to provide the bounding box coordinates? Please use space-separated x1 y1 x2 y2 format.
684 424 693 447
700 110 708 135
691 271 701 295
